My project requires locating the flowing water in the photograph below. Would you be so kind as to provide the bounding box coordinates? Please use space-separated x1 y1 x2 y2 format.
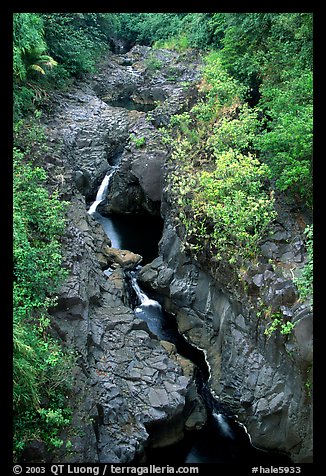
87 168 118 215
88 171 163 263
127 270 292 464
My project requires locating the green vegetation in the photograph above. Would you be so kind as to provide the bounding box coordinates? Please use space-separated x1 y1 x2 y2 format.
13 31 74 455
162 13 312 292
154 34 190 52
144 54 163 72
130 134 147 149
163 56 276 266
304 365 313 399
263 312 296 339
212 13 313 207
13 13 50 81
294 225 313 301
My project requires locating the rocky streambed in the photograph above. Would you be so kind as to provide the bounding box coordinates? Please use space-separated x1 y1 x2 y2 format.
25 44 312 464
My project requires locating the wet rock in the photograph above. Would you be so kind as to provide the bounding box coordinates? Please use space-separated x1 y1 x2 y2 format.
73 169 92 195
293 313 313 363
37 42 312 464
130 151 165 202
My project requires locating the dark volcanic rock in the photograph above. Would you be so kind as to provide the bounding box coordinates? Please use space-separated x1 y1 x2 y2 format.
138 200 313 463
46 189 197 463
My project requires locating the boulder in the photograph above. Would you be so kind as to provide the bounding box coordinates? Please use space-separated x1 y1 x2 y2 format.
103 247 143 269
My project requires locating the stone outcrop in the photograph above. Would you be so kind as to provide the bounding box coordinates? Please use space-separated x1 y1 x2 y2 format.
41 45 202 218
102 247 143 270
92 46 202 216
44 158 197 464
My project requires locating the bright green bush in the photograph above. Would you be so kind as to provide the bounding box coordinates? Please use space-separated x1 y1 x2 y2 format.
254 69 313 206
13 144 74 458
212 13 313 206
165 51 276 266
13 13 47 81
294 225 313 301
207 103 259 154
154 34 190 52
144 55 163 72
169 149 275 264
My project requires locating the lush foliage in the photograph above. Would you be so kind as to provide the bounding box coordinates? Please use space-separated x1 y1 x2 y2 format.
42 14 117 77
13 125 74 458
212 13 313 206
13 13 122 119
264 313 295 338
163 55 276 266
294 225 313 301
118 13 186 46
13 13 48 81
13 13 56 120
254 70 313 206
168 147 276 265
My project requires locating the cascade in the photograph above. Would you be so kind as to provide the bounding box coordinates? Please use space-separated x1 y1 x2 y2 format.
126 270 254 462
88 168 117 215
126 270 292 464
212 413 234 440
129 271 161 308
87 160 163 260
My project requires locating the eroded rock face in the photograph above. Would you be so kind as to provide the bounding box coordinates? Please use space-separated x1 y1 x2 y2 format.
41 45 202 218
31 46 206 463
92 46 202 216
138 202 313 463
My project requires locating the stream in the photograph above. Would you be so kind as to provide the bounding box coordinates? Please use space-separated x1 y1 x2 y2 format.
87 170 292 465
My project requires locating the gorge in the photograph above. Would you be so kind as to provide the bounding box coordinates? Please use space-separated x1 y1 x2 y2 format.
16 42 313 465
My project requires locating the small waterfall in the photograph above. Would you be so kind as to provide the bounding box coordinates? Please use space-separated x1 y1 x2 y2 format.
213 413 234 439
88 168 116 215
129 272 161 309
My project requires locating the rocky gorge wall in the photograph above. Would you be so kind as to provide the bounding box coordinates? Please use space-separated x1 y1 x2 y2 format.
138 193 313 463
28 44 313 463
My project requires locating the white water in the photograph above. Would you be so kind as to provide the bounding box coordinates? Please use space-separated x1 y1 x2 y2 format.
88 169 116 215
213 412 234 439
130 274 161 309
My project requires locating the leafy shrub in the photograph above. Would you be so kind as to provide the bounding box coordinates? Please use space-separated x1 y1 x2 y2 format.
294 225 313 301
154 34 189 52
13 143 73 459
264 314 295 338
42 13 107 76
144 55 163 72
13 13 47 81
130 134 146 148
212 13 313 206
254 69 313 206
169 149 275 264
